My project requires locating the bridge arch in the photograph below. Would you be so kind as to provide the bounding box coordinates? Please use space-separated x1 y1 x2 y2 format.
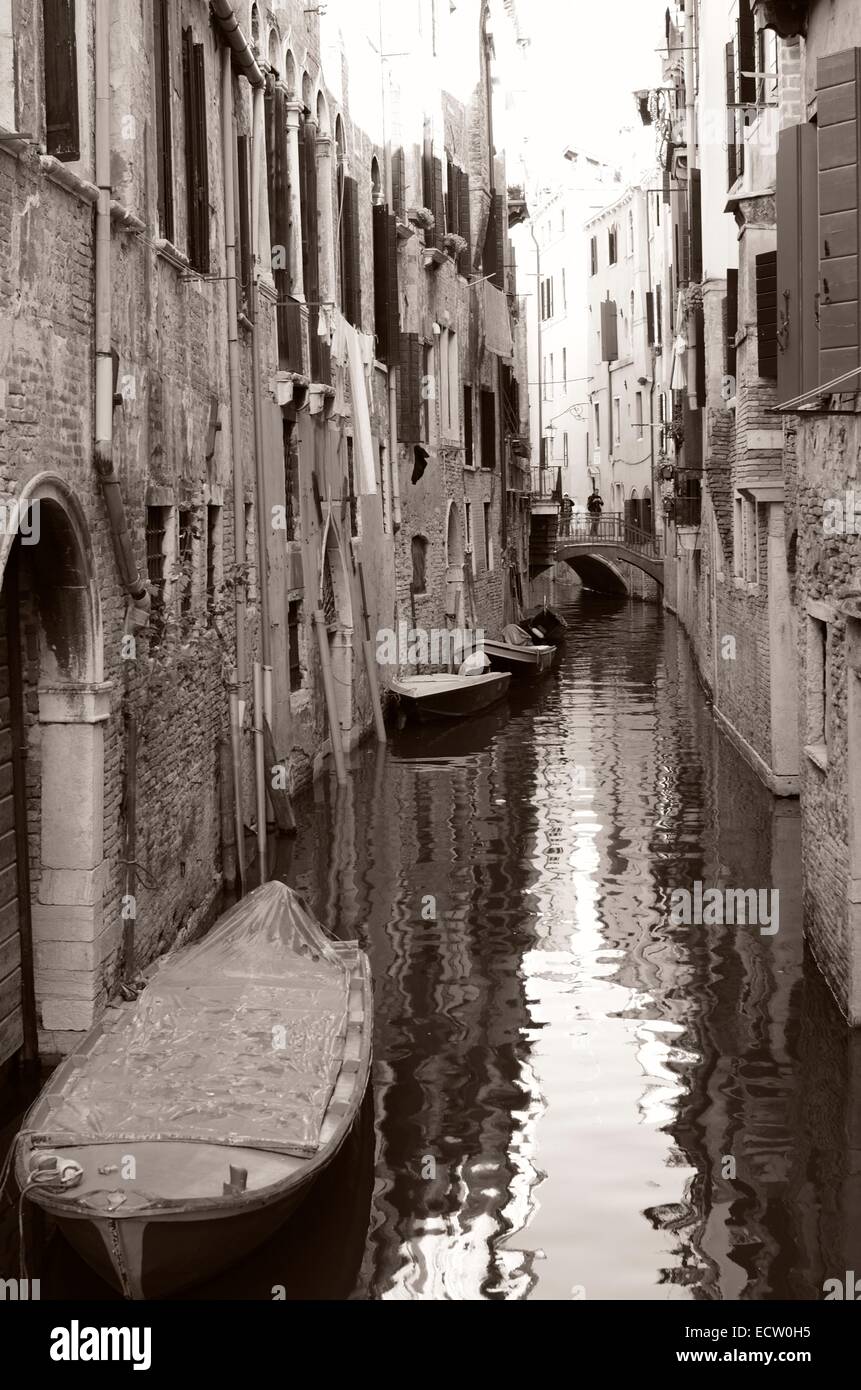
562 554 628 596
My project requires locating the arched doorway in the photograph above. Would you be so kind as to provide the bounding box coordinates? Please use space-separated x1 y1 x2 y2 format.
445 501 465 627
0 475 104 1069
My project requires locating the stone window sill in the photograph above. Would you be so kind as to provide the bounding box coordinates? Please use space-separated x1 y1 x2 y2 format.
804 742 829 772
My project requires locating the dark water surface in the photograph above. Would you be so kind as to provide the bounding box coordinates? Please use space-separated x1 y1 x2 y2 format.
9 594 861 1299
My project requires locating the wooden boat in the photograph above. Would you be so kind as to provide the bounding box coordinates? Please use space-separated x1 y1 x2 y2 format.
13 882 372 1300
390 670 510 721
524 604 569 645
483 624 556 677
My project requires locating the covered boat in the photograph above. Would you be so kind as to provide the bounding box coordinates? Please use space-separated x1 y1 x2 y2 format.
524 604 569 646
483 623 556 677
390 670 510 721
13 882 372 1299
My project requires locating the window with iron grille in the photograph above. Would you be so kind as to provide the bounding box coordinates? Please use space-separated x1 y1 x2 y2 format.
178 508 193 620
283 418 298 540
206 503 220 623
146 506 169 645
288 600 302 692
346 437 359 538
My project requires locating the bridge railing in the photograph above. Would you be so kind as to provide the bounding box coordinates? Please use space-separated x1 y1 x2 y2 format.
558 512 664 558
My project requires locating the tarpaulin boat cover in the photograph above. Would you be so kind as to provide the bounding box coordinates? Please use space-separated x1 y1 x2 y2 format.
33 883 351 1157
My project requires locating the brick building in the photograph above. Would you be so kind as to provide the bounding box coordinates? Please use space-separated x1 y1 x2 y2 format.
0 0 529 1068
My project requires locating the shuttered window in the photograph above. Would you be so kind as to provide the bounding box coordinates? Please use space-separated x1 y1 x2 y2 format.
775 123 818 400
463 384 474 468
236 134 252 312
340 175 361 328
600 299 618 362
655 282 663 345
818 48 861 389
265 79 300 371
646 290 655 346
689 167 702 282
482 192 506 290
457 168 471 275
725 39 745 188
182 29 210 273
43 0 80 162
397 333 422 441
152 0 174 241
589 236 598 276
480 388 496 470
392 146 406 218
755 249 778 379
726 268 738 382
373 202 400 366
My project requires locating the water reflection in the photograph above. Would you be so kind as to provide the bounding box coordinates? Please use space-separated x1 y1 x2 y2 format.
5 594 861 1299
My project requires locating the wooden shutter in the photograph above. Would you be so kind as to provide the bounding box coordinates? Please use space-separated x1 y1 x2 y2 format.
398 333 421 440
726 40 738 188
693 301 706 406
446 160 457 241
590 236 597 275
689 167 703 282
392 147 406 218
656 282 662 344
432 155 445 248
818 49 861 388
373 203 400 366
153 0 174 240
457 169 471 275
43 0 80 162
182 29 210 273
490 192 506 290
297 117 311 294
302 119 326 383
600 299 618 361
646 290 655 345
236 134 252 309
677 188 690 285
755 249 778 378
267 80 295 371
738 4 756 105
342 175 361 328
726 268 738 381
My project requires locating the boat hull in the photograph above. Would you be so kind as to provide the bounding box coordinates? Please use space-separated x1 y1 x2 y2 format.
483 641 555 676
392 672 510 721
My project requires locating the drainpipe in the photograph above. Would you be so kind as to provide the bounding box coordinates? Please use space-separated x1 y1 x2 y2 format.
379 1 401 531
211 0 264 87
93 0 147 606
222 48 248 702
530 222 542 492
249 84 272 719
683 0 698 415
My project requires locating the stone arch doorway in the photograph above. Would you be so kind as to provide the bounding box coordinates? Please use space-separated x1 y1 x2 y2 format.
445 501 465 627
0 474 106 1068
321 518 356 750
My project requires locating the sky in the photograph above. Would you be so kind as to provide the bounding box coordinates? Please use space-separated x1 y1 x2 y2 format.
495 0 669 192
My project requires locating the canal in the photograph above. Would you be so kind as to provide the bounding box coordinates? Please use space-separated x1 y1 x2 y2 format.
6 593 861 1300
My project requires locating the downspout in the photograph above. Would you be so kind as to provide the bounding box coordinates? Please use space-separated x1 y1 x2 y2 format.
93 0 147 607
530 222 542 490
249 83 272 738
379 0 401 532
645 192 657 534
683 0 698 415
221 48 248 703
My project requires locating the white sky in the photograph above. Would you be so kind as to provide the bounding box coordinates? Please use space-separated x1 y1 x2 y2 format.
496 0 668 190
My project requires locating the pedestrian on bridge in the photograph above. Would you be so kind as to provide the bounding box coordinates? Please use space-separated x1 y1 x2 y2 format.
587 489 604 537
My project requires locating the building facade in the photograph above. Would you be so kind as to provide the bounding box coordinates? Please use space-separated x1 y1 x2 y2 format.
0 0 529 1068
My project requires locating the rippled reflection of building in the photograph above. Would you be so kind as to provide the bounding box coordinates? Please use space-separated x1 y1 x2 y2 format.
278 721 546 1299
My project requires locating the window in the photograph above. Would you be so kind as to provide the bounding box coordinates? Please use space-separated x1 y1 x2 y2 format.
43 0 80 162
438 328 459 439
423 342 434 443
465 500 474 574
346 437 359 538
480 389 496 469
288 600 303 692
340 173 361 326
152 0 174 240
463 385 474 468
635 392 643 438
733 493 758 582
146 505 169 646
411 535 428 593
613 397 621 446
372 199 400 365
562 267 567 311
283 419 299 540
562 347 567 391
628 209 634 257
563 433 569 468
540 276 554 320
236 133 252 311
589 236 598 276
245 503 256 602
205 503 221 624
178 507 194 621
484 501 493 570
593 402 601 449
757 25 779 107
608 224 618 264
182 27 210 273
548 352 554 402
807 615 831 757
655 282 663 346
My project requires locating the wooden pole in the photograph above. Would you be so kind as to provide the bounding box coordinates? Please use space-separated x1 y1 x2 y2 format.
357 560 386 743
5 550 37 1067
313 609 348 785
252 661 268 884
228 678 246 896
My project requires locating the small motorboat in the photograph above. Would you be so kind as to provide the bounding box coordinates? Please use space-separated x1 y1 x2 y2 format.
390 669 510 721
524 604 569 646
13 882 372 1299
483 623 556 677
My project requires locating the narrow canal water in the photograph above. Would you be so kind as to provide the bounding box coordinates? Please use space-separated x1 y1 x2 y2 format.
11 593 861 1300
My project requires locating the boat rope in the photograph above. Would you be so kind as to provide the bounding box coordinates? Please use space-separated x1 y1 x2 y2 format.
14 1150 84 1284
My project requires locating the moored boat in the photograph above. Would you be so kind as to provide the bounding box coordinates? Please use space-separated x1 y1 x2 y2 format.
13 882 372 1300
524 604 569 646
390 670 510 721
483 623 556 677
